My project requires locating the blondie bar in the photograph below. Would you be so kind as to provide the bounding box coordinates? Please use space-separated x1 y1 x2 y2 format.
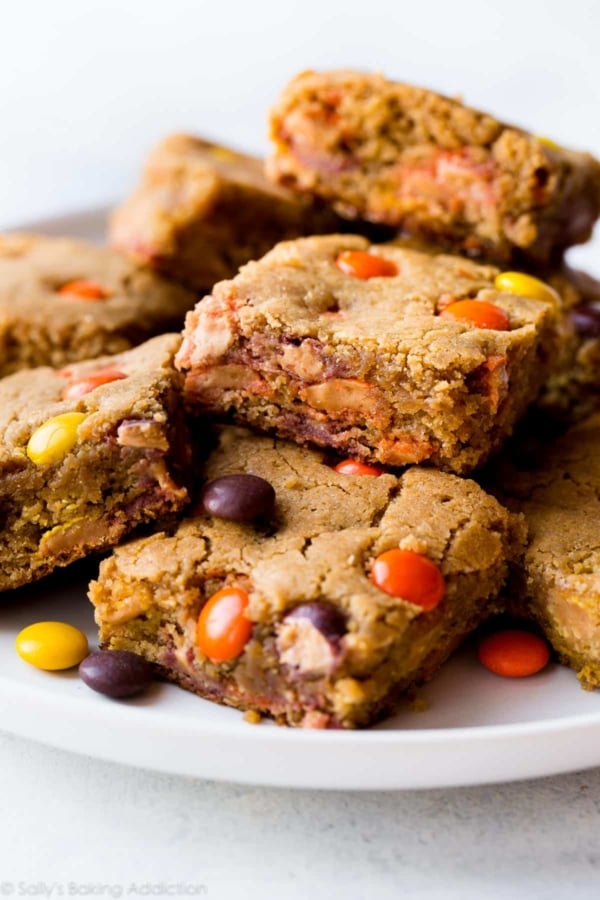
267 70 600 264
89 427 524 728
175 234 564 474
0 334 190 590
538 266 600 423
109 134 342 292
493 414 600 688
0 233 196 377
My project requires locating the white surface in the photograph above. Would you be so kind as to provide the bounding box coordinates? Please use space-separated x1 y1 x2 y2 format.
3 547 600 790
1 0 600 231
2 0 600 894
0 731 599 900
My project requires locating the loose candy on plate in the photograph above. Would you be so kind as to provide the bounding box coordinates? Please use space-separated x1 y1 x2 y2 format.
79 650 154 698
16 621 89 671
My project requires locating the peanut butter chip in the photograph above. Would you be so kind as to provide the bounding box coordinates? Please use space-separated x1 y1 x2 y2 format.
117 419 168 450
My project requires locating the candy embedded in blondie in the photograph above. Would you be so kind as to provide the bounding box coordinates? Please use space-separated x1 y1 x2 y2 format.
89 427 526 728
176 235 566 474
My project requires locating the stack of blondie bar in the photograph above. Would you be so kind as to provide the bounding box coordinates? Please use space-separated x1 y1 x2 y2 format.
3 70 600 727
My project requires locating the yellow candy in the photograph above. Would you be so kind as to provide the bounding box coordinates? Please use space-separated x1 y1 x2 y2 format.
536 135 561 152
209 145 238 163
494 272 560 307
26 412 87 465
16 621 89 671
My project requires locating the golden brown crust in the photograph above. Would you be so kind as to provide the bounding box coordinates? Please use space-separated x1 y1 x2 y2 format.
491 414 600 687
176 234 565 474
90 427 525 728
0 233 195 376
267 70 600 264
0 335 191 590
109 133 343 291
536 268 600 423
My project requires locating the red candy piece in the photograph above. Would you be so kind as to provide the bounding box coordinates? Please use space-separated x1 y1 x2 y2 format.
336 250 398 279
196 586 252 663
370 548 445 611
441 299 510 330
478 629 550 677
334 459 384 477
62 369 127 400
58 279 110 300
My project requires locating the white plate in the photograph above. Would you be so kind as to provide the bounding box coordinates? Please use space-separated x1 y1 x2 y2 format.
1 207 599 791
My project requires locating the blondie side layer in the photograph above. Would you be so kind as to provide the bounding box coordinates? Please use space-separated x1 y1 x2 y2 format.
175 235 564 475
0 234 196 377
109 134 343 292
492 415 600 688
538 267 600 423
89 428 525 728
0 335 190 591
267 70 600 264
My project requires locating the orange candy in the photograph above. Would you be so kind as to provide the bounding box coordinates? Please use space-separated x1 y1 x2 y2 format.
370 548 445 611
441 299 510 331
58 279 109 300
62 369 127 400
334 459 384 477
196 586 252 663
478 629 550 678
336 250 398 279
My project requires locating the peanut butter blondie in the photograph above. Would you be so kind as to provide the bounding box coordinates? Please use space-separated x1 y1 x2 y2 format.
493 414 600 689
267 70 600 264
537 267 600 423
0 334 190 591
109 134 342 292
89 427 525 728
175 234 564 474
0 233 196 377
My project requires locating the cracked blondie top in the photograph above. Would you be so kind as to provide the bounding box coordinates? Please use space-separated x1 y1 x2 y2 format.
267 70 600 264
0 334 190 591
491 414 600 689
89 427 525 728
0 233 196 377
109 133 343 292
176 234 565 474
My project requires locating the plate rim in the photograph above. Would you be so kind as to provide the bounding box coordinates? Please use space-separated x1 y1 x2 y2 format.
3 670 600 789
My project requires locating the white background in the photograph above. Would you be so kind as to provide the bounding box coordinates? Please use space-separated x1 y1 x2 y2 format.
1 1 600 897
2 0 600 238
